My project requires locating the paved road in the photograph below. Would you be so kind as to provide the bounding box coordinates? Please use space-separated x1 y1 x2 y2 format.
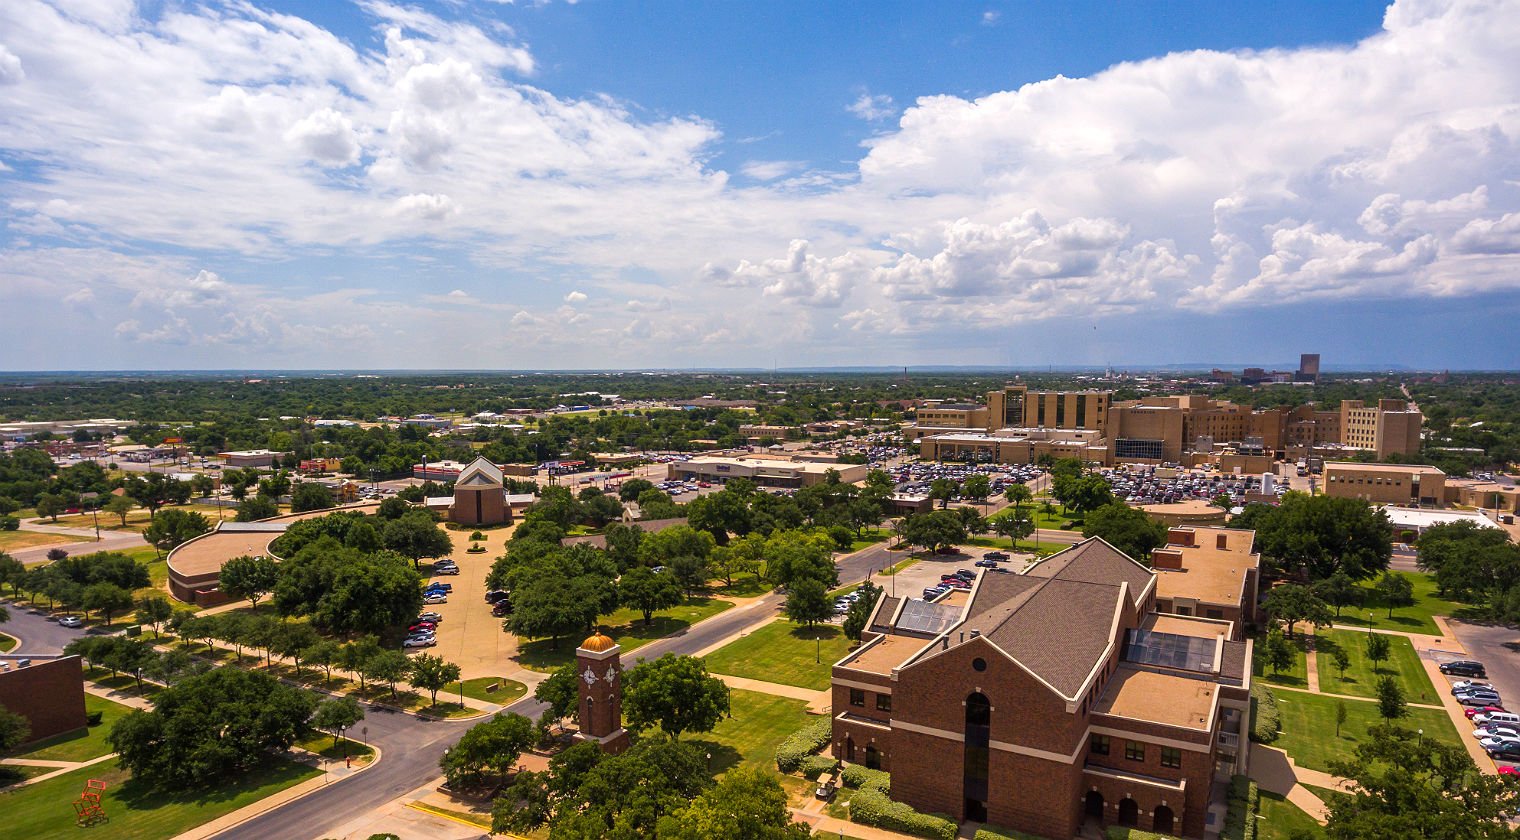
1444 620 1520 768
0 600 97 655
8 524 149 565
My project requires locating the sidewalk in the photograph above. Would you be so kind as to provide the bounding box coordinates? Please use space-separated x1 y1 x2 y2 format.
711 672 830 706
1269 682 1444 711
170 744 382 840
1250 746 1332 824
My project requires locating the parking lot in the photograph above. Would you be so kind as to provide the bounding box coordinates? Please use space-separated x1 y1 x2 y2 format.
845 545 1038 605
1444 621 1520 771
1098 465 1288 507
411 523 524 680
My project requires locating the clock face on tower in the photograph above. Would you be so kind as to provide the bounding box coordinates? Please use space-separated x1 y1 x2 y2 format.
582 666 598 685
605 666 618 682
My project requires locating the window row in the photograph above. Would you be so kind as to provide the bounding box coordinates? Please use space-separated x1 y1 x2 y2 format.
848 687 891 713
1090 735 1183 769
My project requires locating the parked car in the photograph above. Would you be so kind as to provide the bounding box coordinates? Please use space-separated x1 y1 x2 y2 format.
974 558 1000 568
943 578 972 590
417 611 443 623
922 586 948 599
982 551 1009 561
423 593 448 604
1473 725 1520 740
485 590 509 604
425 582 453 591
403 636 436 648
409 621 437 633
1474 711 1520 727
1441 660 1488 678
953 570 976 581
1481 735 1520 751
1500 765 1520 777
1466 705 1506 720
1452 680 1494 694
1457 692 1503 707
58 615 83 628
492 601 512 617
1456 686 1502 701
434 565 460 576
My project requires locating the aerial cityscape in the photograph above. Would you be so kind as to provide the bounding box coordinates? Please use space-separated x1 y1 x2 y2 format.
3 2 1520 840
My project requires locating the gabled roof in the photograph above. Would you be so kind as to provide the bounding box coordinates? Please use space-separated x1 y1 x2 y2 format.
455 456 504 488
1024 537 1152 608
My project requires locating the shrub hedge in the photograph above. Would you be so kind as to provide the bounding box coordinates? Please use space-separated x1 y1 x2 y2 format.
799 754 837 779
848 788 958 840
974 826 1048 840
1221 774 1260 840
1251 682 1280 743
841 764 891 794
775 716 832 773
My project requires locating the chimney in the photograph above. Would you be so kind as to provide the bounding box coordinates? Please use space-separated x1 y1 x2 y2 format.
1167 527 1196 547
1151 548 1184 570
969 629 981 638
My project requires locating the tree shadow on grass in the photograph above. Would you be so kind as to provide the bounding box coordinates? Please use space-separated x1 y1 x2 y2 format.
113 757 312 811
677 739 745 775
787 625 841 643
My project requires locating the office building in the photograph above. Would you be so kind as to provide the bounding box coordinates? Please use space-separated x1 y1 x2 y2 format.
1322 462 1446 506
1338 400 1423 460
667 455 868 488
830 538 1251 838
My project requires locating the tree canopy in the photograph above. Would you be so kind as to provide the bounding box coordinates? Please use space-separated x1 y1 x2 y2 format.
1234 493 1393 581
621 654 729 739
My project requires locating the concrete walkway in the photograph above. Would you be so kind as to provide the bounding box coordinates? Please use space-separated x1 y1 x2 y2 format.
1303 647 1322 693
711 672 830 704
1251 746 1331 824
1269 682 1445 711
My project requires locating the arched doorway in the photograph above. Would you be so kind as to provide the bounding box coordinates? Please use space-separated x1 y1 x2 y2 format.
1084 790 1105 821
1153 804 1175 835
1118 798 1139 827
964 692 991 822
865 745 881 770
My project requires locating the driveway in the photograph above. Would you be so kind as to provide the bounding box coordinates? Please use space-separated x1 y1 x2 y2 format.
0 600 96 655
1442 620 1520 769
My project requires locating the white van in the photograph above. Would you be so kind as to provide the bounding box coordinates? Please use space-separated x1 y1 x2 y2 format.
1475 711 1520 727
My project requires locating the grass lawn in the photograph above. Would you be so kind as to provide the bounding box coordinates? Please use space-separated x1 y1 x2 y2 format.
704 620 853 691
0 759 318 839
962 536 1064 556
82 667 163 700
0 633 15 652
1272 689 1461 773
1256 789 1326 840
441 676 528 704
1252 632 1311 689
844 528 891 553
0 764 56 786
1333 571 1471 635
517 596 733 672
714 572 771 599
47 504 230 534
294 731 375 763
1315 629 1441 705
686 688 812 773
0 530 79 551
9 694 136 763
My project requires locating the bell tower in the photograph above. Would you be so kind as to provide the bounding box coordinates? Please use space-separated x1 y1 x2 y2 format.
575 631 630 754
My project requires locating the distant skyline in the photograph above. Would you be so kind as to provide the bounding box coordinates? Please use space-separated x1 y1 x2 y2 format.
3 0 1520 371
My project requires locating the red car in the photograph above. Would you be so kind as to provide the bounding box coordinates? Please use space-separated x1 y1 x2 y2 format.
1500 765 1519 777
1467 705 1506 720
408 621 437 633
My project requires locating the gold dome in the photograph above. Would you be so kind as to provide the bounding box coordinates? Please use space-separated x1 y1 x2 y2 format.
580 632 617 653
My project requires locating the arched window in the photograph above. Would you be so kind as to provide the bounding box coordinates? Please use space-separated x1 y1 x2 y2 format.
1118 797 1139 827
964 692 991 822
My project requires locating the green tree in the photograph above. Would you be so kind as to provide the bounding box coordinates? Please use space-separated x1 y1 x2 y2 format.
535 663 580 724
1061 473 1115 515
104 494 137 526
81 581 133 625
1365 632 1391 674
291 481 336 513
961 474 992 510
407 653 461 708
441 712 535 789
220 554 279 609
927 478 957 509
1376 674 1406 721
142 508 211 555
1080 502 1167 561
1236 493 1393 581
842 581 881 642
1264 629 1295 676
35 493 66 522
782 576 833 627
619 565 683 625
341 635 383 691
0 705 31 752
368 649 412 699
508 572 610 650
761 530 838 589
992 509 1034 549
0 552 24 597
637 525 716 569
310 697 365 748
1263 583 1333 638
900 509 966 553
1374 572 1416 619
1326 725 1520 838
622 653 729 739
135 595 173 638
1314 571 1361 619
382 510 454 568
304 639 343 686
275 623 322 678
108 668 316 787
1335 700 1348 738
658 765 812 840
235 495 279 522
1332 647 1351 680
618 478 655 502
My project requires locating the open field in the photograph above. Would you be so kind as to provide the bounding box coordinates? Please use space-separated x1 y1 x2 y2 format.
1315 629 1440 705
0 530 79 551
1271 689 1461 773
0 759 318 839
685 688 812 774
1333 571 1472 635
704 620 853 691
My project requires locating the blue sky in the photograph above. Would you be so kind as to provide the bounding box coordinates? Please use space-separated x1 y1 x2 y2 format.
2 0 1519 370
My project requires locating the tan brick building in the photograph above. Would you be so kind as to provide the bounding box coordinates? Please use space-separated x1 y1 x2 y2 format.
1323 462 1446 506
831 539 1251 838
1338 400 1422 460
1150 527 1261 639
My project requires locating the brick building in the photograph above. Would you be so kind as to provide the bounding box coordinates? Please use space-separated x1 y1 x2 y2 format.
1323 462 1446 506
1149 527 1261 639
830 539 1251 838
